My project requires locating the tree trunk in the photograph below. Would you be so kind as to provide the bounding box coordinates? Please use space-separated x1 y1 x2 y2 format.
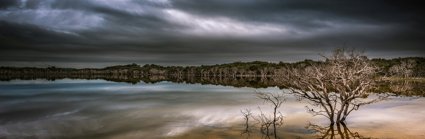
273 107 277 139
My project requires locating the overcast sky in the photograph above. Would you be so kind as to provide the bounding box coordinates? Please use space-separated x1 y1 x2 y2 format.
0 0 424 68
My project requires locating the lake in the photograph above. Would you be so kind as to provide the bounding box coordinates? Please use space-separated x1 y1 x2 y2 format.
0 79 424 139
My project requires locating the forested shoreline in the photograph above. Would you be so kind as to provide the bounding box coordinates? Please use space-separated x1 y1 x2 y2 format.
1 57 424 78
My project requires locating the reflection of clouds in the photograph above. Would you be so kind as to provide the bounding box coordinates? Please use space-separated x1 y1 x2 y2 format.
350 97 425 122
0 116 103 138
162 94 311 137
47 109 81 118
344 97 425 138
0 79 107 85
1 80 425 138
187 107 249 124
165 125 191 136
163 106 254 136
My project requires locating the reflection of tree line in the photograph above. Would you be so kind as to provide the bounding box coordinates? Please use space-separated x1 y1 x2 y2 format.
0 73 423 97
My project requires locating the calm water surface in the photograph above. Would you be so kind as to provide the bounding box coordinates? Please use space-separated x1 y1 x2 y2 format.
0 79 424 139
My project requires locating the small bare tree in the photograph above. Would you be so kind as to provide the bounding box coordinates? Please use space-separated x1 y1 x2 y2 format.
256 92 285 139
284 49 386 124
241 108 253 136
255 108 274 139
241 92 285 139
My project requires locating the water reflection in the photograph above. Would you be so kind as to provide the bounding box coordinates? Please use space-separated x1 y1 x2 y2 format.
1 75 424 96
306 122 370 139
0 79 424 139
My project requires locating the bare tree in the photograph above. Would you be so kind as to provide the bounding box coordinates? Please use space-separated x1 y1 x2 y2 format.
241 108 253 137
241 92 285 139
389 59 416 78
284 49 386 124
256 92 285 139
255 107 274 139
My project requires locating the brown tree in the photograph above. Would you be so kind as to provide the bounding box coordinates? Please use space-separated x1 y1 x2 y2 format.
284 49 386 124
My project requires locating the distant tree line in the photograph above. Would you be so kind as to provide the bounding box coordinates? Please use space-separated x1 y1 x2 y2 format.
1 57 424 78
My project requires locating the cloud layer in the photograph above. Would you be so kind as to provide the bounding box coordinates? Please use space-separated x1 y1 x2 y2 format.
1 0 424 68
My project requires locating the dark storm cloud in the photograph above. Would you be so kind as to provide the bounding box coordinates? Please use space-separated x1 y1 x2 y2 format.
0 0 424 68
0 0 19 9
176 0 425 25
